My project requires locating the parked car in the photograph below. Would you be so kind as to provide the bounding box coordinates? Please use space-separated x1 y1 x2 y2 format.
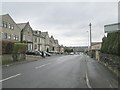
26 50 35 55
44 51 52 56
35 51 42 56
70 52 74 55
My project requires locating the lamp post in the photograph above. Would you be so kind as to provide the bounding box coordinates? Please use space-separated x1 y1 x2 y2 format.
89 23 92 50
86 31 89 51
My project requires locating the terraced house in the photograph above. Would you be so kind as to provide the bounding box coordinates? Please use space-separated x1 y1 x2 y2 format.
1 14 63 53
54 39 60 53
49 35 56 53
33 30 45 51
41 32 50 52
1 14 21 42
17 22 33 51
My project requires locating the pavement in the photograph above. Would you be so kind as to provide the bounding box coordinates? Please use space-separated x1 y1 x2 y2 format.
1 54 119 88
2 55 43 67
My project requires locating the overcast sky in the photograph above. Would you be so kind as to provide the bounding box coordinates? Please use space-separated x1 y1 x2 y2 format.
2 2 118 46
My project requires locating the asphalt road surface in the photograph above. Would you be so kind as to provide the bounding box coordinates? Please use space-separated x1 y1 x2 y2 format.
2 54 119 88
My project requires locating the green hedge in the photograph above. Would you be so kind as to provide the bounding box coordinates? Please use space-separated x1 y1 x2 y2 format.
2 41 14 54
2 41 27 54
13 43 27 54
101 32 120 56
12 43 27 61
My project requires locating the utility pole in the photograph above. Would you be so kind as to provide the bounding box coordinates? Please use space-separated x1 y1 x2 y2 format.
89 23 92 50
86 31 89 51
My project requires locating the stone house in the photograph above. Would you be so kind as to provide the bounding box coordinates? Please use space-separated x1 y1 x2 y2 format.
41 32 50 52
54 39 60 53
59 45 64 54
0 14 21 42
91 42 102 61
1 14 61 54
49 35 56 53
17 22 33 51
33 30 45 51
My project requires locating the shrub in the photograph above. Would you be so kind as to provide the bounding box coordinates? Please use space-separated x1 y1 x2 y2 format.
101 32 120 56
13 43 27 54
12 43 27 61
2 41 14 54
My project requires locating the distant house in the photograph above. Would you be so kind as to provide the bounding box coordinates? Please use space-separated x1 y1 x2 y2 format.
59 45 64 54
54 39 59 53
0 14 21 42
91 42 102 61
17 22 33 51
41 32 50 52
49 35 56 53
33 30 45 51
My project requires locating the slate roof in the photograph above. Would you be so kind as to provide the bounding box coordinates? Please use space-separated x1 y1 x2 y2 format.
33 30 45 38
17 23 27 30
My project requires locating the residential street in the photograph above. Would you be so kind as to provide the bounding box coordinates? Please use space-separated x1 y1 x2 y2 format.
2 54 119 88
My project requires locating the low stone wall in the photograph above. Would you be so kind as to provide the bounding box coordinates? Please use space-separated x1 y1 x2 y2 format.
2 54 26 65
26 55 42 61
100 53 120 78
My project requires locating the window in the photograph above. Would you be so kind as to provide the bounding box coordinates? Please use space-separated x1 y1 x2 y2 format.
13 35 19 41
23 35 25 40
2 21 4 27
11 25 14 30
2 21 7 28
39 38 40 43
35 44 37 49
13 34 16 40
37 31 39 34
8 23 11 29
4 22 7 28
16 35 19 41
2 33 7 39
34 37 37 43
8 34 11 39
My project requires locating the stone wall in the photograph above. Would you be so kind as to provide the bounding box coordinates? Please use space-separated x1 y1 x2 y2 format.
2 54 26 65
100 53 120 78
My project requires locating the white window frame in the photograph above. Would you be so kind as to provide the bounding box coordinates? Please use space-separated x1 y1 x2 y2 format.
23 35 26 41
13 34 16 40
4 22 7 28
8 34 11 39
8 23 11 29
3 33 7 39
11 25 14 30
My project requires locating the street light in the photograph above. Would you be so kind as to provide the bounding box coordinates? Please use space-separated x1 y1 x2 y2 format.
86 31 89 51
89 23 92 50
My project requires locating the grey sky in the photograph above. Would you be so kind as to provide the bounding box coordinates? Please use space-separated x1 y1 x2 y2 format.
2 2 118 46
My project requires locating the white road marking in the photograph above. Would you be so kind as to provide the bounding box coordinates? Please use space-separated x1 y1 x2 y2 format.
0 73 21 82
86 72 92 88
35 63 51 69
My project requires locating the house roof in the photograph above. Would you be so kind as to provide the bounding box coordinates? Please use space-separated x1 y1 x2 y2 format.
17 23 27 30
33 30 45 38
1 14 22 30
91 42 102 46
104 23 120 27
55 40 59 44
41 32 48 37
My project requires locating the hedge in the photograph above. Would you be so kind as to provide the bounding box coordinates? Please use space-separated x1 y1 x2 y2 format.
13 43 27 54
2 41 27 54
101 32 120 56
2 41 14 54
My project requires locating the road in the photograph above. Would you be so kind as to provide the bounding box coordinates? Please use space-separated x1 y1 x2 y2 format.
2 54 119 88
